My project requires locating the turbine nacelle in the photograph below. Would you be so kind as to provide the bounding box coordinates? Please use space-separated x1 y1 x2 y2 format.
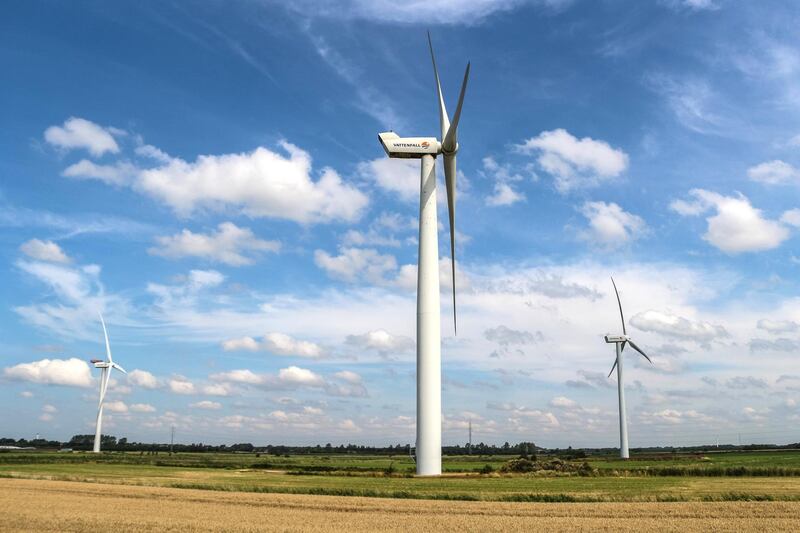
604 334 630 344
378 132 440 158
91 360 125 373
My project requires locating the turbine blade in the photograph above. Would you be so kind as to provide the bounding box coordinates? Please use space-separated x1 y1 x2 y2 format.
608 358 618 378
98 368 111 406
112 363 127 374
99 313 113 364
611 277 626 335
444 153 457 335
427 31 450 142
442 62 470 153
627 339 652 364
620 341 626 352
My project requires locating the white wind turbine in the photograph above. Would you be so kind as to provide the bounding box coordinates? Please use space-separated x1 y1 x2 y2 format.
377 33 469 476
605 277 652 459
90 313 126 453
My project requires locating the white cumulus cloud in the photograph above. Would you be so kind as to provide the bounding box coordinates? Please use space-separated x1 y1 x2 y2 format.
168 378 196 395
278 366 326 387
263 333 322 358
487 182 525 207
314 247 398 284
190 400 222 410
516 129 628 192
211 369 263 385
345 329 414 354
202 384 232 396
482 156 529 207
3 357 92 387
630 310 728 342
747 160 800 185
136 142 367 223
104 401 128 413
60 132 369 225
19 239 70 264
670 189 791 253
44 117 120 156
222 333 322 358
62 160 138 186
128 369 159 389
221 336 260 352
333 370 362 384
360 158 419 202
149 222 280 266
549 396 578 409
579 201 646 248
781 209 800 228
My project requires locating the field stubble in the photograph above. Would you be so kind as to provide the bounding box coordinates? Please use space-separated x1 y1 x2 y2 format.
1 478 799 532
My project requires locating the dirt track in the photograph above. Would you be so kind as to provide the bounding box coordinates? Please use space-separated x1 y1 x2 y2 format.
1 478 799 532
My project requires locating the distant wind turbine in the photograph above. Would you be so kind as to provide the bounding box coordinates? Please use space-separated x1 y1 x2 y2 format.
377 33 469 476
90 313 126 453
605 278 652 459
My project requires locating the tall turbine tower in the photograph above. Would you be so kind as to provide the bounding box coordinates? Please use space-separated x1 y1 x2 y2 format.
605 278 652 459
90 313 126 453
377 33 469 476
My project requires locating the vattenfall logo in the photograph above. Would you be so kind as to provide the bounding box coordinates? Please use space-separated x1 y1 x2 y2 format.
395 141 431 148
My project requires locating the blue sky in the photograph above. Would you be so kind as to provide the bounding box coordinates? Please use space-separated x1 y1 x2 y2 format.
2 0 800 447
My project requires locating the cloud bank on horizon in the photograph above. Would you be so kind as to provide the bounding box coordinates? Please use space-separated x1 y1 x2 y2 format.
1 0 800 448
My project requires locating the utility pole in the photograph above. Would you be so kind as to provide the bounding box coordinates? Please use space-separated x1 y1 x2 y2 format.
170 425 175 455
468 420 472 455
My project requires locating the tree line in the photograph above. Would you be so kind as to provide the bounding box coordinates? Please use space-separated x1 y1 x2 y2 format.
2 435 798 455
1 436 540 454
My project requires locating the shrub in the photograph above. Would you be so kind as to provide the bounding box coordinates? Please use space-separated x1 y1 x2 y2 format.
499 458 536 473
559 449 586 460
578 462 596 476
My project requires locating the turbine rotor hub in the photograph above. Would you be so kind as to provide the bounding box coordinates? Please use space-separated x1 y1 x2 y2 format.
439 142 459 156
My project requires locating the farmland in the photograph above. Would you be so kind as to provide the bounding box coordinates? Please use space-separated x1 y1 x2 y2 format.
2 450 800 502
3 451 800 531
2 478 800 532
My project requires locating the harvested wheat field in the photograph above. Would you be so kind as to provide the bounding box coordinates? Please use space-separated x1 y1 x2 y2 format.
1 478 799 532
